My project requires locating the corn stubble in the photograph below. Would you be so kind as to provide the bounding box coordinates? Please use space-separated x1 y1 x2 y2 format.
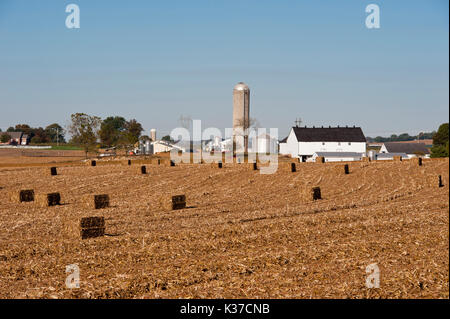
0 157 448 299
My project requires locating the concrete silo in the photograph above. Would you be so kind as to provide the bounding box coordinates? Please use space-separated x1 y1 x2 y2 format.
232 82 250 153
150 129 157 142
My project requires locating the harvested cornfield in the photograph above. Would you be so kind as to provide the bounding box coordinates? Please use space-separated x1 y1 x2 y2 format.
0 157 448 299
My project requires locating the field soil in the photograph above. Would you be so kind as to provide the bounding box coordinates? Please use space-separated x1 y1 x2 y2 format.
0 155 448 298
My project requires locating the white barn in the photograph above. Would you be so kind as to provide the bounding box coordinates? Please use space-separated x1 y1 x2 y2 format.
279 126 367 162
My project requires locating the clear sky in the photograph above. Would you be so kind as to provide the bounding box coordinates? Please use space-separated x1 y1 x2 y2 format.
0 0 448 139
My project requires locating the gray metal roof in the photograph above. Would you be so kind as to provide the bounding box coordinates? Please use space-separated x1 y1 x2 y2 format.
376 152 408 158
314 152 364 157
383 142 430 154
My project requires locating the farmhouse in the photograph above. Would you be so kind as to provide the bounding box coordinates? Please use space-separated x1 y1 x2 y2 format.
0 131 29 145
279 126 367 162
379 142 430 158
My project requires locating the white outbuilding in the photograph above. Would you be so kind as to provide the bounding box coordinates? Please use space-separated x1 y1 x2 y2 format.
279 126 367 162
311 152 364 162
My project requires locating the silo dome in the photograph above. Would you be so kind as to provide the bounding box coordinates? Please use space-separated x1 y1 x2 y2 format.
234 82 249 91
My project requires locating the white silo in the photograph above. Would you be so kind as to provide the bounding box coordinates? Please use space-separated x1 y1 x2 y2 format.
232 82 250 153
150 129 157 142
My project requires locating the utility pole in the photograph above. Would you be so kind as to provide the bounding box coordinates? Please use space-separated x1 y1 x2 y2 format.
57 127 59 146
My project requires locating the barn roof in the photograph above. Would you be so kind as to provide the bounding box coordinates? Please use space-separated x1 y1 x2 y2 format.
292 126 366 142
382 142 430 154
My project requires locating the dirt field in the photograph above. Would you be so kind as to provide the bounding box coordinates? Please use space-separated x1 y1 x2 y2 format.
0 155 448 299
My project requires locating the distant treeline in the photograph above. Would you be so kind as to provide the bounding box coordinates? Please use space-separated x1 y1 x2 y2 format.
366 131 435 143
0 123 65 144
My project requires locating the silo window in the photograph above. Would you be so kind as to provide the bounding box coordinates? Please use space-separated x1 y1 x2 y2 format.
322 142 325 145
348 142 351 145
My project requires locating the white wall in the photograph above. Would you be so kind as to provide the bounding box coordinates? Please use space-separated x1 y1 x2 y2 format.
279 143 288 155
312 153 362 162
285 129 299 157
299 141 366 156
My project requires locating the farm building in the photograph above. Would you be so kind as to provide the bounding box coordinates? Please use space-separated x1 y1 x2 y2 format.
251 133 278 154
0 131 29 145
279 126 367 162
375 152 409 161
379 142 430 158
151 140 185 154
311 152 364 162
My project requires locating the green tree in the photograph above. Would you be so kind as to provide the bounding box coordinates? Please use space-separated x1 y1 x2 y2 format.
431 123 449 158
45 123 66 144
125 119 144 144
68 113 101 158
0 133 11 143
6 127 15 132
161 135 174 143
99 116 127 147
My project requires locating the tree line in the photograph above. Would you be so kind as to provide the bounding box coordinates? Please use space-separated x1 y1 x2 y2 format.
366 131 436 143
1 114 146 155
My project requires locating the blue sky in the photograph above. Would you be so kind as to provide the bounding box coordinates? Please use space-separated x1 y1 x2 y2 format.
0 0 448 139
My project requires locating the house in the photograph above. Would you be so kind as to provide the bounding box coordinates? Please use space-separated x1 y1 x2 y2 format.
379 142 430 158
0 131 27 145
279 126 367 162
311 152 364 162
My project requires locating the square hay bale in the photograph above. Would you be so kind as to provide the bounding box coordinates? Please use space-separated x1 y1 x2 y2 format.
290 162 296 172
152 158 161 165
393 156 402 162
159 194 186 211
91 160 97 167
412 157 423 166
301 187 322 201
50 167 58 176
80 217 105 240
362 157 371 162
9 189 35 203
84 194 110 209
316 156 325 163
141 165 147 174
36 193 61 207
